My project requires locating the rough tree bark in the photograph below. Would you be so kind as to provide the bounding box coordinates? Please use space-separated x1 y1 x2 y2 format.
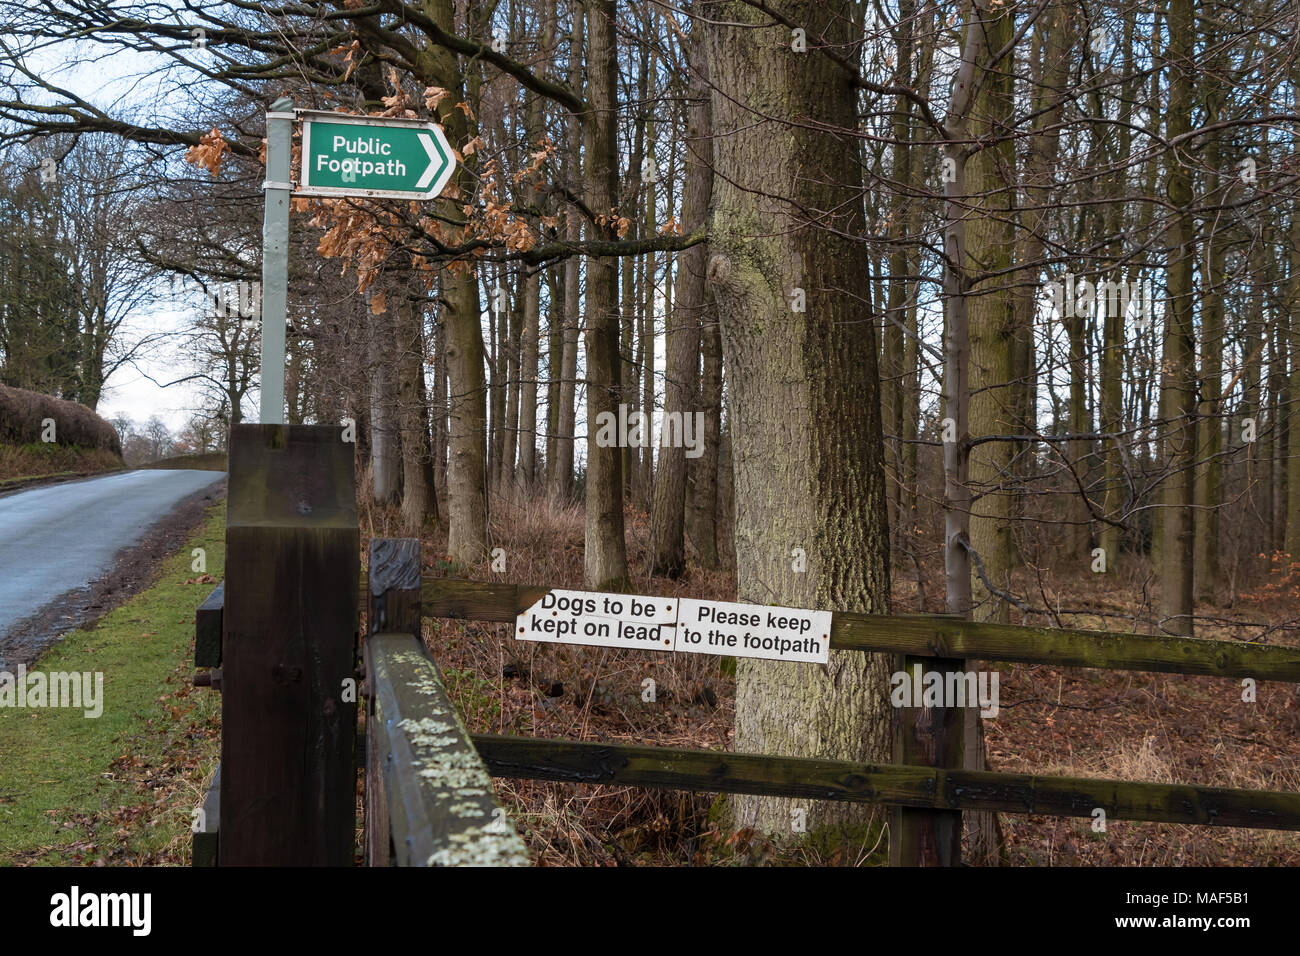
706 0 891 837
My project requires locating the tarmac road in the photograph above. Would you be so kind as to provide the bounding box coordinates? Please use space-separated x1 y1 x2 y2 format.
0 469 225 641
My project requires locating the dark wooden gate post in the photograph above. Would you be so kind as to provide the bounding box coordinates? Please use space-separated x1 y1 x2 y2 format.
220 424 359 865
890 653 964 866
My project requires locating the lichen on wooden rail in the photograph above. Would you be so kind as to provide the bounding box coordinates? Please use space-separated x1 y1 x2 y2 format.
472 734 1300 832
414 577 1300 681
369 633 528 866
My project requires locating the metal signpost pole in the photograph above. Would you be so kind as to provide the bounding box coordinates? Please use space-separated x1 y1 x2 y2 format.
259 97 294 425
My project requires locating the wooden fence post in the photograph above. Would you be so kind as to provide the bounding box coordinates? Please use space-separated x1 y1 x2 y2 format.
220 424 359 865
365 538 422 866
890 653 964 866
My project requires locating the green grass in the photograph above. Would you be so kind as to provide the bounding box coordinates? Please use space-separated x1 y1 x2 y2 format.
0 504 225 865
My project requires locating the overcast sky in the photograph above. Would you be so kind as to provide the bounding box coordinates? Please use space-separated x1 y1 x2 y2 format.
19 32 217 433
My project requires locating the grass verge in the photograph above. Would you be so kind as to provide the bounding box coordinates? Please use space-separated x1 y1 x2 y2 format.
0 503 225 865
0 442 124 486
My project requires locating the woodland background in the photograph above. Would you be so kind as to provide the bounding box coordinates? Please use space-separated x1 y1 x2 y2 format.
0 0 1298 864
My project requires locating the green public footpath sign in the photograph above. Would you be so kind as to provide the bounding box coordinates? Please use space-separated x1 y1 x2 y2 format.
297 111 455 200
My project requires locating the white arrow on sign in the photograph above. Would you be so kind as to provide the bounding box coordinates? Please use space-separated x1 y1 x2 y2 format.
415 132 439 190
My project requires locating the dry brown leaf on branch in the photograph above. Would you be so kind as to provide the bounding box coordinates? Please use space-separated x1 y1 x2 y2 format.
333 39 362 81
657 216 683 236
513 138 555 184
369 291 387 315
506 221 536 252
424 86 450 111
184 128 230 177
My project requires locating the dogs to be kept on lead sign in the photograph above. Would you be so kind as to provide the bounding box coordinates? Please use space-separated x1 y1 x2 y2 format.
515 590 831 664
515 589 678 651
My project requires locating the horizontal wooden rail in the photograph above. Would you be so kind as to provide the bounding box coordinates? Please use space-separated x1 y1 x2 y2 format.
472 734 1300 832
414 578 1300 681
369 632 529 866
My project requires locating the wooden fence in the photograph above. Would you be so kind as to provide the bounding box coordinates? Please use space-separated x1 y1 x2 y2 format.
416 577 1300 865
192 424 1300 866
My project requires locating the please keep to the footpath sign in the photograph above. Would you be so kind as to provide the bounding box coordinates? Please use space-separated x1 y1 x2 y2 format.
515 591 831 664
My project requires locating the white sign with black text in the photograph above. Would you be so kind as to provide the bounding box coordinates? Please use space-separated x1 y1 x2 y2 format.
515 589 678 651
514 591 832 664
674 598 831 663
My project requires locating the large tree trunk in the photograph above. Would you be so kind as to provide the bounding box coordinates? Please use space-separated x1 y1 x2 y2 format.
398 285 438 532
965 4 1016 627
369 289 401 506
1097 11 1139 575
706 0 891 837
649 33 711 578
940 0 1010 868
1195 90 1226 601
547 11 583 505
959 10 1015 863
1159 0 1197 635
582 0 629 589
442 271 489 562
416 0 488 562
